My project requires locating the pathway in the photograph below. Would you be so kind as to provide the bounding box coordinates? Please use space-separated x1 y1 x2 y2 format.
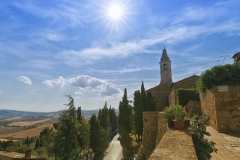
206 126 240 160
104 134 123 160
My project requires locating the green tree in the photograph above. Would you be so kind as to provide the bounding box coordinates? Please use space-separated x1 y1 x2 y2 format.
141 82 148 111
97 102 110 154
133 90 143 145
118 88 133 158
89 114 100 154
53 95 82 160
189 115 217 160
26 136 29 147
35 138 40 149
109 106 117 138
77 106 83 123
147 92 156 111
39 127 55 147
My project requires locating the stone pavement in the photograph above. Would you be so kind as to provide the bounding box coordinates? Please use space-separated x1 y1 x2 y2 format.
206 126 240 160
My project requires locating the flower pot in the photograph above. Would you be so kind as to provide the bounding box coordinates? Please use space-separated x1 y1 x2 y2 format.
173 120 185 130
167 119 174 128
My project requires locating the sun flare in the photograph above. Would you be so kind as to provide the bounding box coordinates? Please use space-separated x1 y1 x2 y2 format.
107 3 123 20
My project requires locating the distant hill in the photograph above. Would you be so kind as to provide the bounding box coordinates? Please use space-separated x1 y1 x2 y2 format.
0 109 119 120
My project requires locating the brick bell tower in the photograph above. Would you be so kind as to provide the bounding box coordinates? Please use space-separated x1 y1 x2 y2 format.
160 48 172 84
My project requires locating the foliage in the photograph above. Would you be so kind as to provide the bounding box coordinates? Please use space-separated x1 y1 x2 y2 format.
53 95 82 160
146 92 156 111
177 89 199 106
39 127 55 147
118 88 134 158
133 82 157 146
163 106 175 120
172 105 185 120
133 90 143 145
89 114 101 154
98 102 110 153
109 106 118 138
197 63 240 91
189 115 217 160
89 102 117 159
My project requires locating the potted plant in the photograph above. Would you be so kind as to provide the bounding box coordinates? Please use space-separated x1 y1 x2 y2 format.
163 106 175 128
172 105 185 130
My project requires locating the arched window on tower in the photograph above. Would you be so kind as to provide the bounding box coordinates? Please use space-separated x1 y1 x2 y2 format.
163 64 167 71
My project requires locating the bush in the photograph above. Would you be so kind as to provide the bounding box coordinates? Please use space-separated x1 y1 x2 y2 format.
163 106 175 120
189 115 217 160
197 63 240 91
172 105 185 120
177 89 200 106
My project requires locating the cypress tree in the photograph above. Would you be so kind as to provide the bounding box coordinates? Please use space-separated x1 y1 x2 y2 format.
141 82 148 111
147 92 156 111
118 88 133 158
133 90 143 145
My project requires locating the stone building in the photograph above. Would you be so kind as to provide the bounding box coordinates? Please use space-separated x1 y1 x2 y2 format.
232 52 240 63
146 48 199 111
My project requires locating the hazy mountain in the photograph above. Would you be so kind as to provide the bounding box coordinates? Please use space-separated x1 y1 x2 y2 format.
0 109 119 119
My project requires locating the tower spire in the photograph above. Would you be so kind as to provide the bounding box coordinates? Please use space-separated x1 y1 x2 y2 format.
159 48 172 84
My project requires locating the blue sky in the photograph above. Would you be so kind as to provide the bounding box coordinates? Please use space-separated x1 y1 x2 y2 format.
0 0 240 112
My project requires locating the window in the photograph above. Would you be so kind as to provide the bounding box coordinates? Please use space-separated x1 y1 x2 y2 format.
164 64 167 71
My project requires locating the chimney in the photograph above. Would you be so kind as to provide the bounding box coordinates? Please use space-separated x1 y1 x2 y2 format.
6 142 13 152
25 149 31 158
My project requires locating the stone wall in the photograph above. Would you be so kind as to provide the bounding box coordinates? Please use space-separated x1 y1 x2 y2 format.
185 100 201 117
168 75 199 106
148 129 197 160
136 112 166 160
147 83 172 111
200 85 240 132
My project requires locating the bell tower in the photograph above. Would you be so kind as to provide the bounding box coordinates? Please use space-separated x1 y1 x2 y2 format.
160 48 172 84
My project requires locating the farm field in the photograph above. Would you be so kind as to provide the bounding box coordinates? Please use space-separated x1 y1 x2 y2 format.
7 118 51 127
0 116 58 141
0 123 53 139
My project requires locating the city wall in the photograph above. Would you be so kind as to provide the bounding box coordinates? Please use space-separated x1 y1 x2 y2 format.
200 85 240 132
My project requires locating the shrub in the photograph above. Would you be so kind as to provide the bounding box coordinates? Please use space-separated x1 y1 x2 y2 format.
189 115 217 160
163 106 175 120
172 105 185 120
177 89 200 106
197 63 240 91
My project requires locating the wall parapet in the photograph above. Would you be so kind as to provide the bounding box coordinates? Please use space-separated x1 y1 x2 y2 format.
136 112 166 160
149 129 197 160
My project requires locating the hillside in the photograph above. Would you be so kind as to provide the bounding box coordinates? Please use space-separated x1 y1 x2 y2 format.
0 109 118 119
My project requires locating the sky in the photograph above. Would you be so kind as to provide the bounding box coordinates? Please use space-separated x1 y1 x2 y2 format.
0 0 240 112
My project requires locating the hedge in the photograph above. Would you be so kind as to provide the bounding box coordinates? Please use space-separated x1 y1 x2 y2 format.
197 63 240 91
177 89 200 106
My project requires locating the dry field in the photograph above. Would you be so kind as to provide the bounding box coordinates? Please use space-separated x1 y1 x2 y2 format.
0 116 58 140
0 123 53 139
7 118 51 127
3 117 23 121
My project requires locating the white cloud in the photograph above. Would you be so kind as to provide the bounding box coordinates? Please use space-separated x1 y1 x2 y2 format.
42 76 67 87
12 1 90 27
20 60 54 70
17 76 32 85
43 75 122 96
91 67 158 75
30 30 65 42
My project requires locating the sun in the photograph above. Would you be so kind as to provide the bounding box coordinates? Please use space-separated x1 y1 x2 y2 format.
107 3 123 20
94 0 134 34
